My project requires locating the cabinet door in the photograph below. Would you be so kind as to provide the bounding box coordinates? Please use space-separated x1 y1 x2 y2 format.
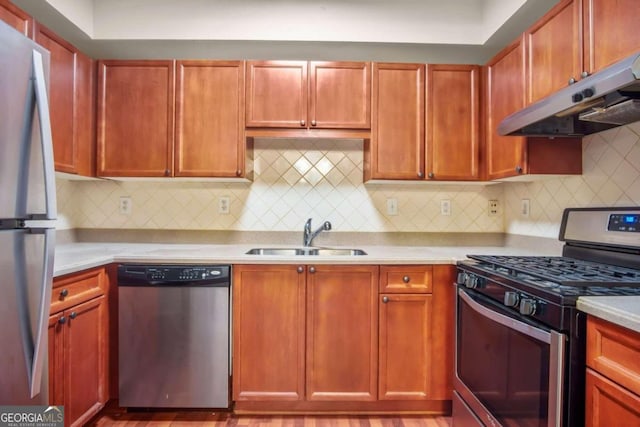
175 60 245 177
48 314 64 406
306 265 379 401
526 0 581 104
485 36 528 180
34 24 76 174
379 294 431 400
426 65 480 181
233 265 306 401
73 52 96 177
0 0 32 36
245 61 307 128
64 296 107 427
367 63 424 180
309 61 371 129
97 60 174 177
584 0 640 76
586 369 640 427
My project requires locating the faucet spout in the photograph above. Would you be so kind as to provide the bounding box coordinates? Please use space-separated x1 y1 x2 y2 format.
303 218 332 247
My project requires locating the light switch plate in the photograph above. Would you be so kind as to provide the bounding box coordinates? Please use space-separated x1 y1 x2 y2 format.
386 198 398 216
521 199 530 217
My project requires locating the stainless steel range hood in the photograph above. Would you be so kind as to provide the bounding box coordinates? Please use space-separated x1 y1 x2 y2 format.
499 53 640 137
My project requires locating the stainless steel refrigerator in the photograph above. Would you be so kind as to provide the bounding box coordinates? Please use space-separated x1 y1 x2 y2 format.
0 20 56 405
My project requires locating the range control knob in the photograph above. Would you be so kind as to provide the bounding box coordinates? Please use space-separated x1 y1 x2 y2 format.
464 274 483 289
519 298 537 316
504 291 520 308
456 272 468 286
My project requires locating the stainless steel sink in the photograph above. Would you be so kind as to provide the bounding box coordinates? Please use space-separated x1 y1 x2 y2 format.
245 247 366 256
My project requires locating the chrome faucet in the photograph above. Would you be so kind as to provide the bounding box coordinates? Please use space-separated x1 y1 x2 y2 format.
303 218 332 247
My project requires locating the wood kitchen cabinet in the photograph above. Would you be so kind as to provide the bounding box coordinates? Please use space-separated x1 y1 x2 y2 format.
49 268 108 427
35 23 95 176
484 36 582 180
586 316 640 426
525 0 640 105
378 265 454 401
366 63 424 180
245 60 371 130
426 65 481 181
232 265 306 401
0 0 32 37
175 60 247 177
306 265 379 401
233 264 378 403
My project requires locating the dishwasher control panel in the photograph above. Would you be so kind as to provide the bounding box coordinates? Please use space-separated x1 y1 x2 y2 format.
118 264 230 286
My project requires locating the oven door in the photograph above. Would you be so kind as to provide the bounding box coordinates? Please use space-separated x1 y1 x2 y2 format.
454 286 566 427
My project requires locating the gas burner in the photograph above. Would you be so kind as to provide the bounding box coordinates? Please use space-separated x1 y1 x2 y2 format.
468 255 640 287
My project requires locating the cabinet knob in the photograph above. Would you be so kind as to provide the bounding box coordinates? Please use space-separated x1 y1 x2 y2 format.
309 266 316 274
58 316 66 325
403 276 410 283
69 311 77 319
311 120 317 127
236 169 242 177
428 172 434 179
515 165 523 174
297 266 304 274
164 169 171 177
300 120 306 127
382 296 389 303
417 171 423 178
581 70 590 79
568 77 576 85
60 289 69 298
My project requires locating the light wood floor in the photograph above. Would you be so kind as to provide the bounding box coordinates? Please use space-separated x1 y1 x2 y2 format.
88 406 452 427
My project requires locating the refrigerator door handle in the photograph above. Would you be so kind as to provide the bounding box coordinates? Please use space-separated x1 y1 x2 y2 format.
32 50 56 221
28 228 55 398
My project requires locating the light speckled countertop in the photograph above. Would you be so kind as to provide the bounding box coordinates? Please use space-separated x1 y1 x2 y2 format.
54 242 559 277
55 241 640 333
578 296 640 334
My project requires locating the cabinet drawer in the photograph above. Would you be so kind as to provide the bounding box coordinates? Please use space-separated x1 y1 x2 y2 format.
379 266 432 293
51 268 106 314
587 316 640 396
586 368 640 427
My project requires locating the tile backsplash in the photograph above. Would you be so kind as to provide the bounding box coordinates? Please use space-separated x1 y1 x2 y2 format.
56 123 640 237
56 139 503 233
504 122 640 238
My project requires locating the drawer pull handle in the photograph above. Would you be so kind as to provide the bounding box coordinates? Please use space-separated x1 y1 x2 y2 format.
309 266 316 274
382 296 389 303
60 289 69 298
297 266 304 274
69 312 77 320
403 276 410 283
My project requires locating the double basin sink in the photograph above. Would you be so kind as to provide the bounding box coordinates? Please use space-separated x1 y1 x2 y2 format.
246 247 367 256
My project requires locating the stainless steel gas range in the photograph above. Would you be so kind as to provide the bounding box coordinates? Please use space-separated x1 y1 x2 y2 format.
453 207 640 427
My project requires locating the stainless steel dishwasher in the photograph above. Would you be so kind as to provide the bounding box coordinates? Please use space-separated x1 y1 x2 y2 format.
118 264 230 408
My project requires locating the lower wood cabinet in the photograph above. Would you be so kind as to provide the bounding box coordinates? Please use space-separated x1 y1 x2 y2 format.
585 315 640 426
49 268 108 427
233 263 454 412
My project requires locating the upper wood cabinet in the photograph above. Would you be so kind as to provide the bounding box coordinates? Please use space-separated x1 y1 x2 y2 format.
526 0 640 105
97 60 175 177
35 23 95 176
426 65 481 181
366 63 424 180
485 36 582 180
175 60 246 177
245 60 371 130
0 0 32 37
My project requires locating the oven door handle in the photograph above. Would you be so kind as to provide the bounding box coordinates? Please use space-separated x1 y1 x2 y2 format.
458 288 552 344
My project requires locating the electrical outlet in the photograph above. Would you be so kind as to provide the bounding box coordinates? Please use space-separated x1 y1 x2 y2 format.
386 198 398 216
488 200 500 217
440 199 451 216
119 196 132 215
218 196 230 215
521 199 530 218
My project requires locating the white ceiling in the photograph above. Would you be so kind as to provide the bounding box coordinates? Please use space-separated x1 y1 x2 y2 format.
13 0 560 62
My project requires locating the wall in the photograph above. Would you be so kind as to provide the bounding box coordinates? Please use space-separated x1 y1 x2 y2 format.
505 123 640 238
55 139 504 233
